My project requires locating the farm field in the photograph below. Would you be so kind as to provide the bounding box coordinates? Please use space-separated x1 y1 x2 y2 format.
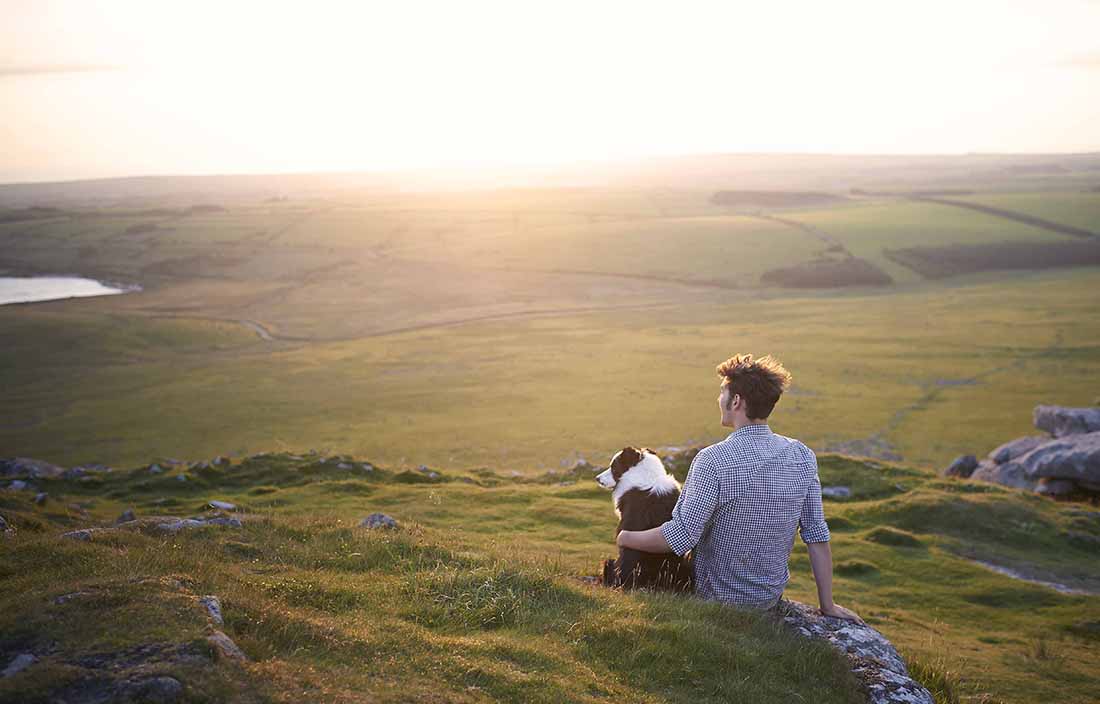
2 187 1100 473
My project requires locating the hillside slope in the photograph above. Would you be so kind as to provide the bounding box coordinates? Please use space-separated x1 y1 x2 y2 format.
1 451 1098 703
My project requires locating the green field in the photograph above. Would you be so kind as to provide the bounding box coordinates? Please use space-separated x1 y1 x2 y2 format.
2 169 1100 703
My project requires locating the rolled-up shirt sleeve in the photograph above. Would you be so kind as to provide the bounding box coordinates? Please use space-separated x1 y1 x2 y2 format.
798 454 831 544
660 452 721 556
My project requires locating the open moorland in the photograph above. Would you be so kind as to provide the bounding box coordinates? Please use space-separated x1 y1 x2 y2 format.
1 153 1100 703
2 450 1099 704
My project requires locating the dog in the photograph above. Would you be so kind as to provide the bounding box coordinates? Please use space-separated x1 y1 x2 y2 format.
595 446 693 591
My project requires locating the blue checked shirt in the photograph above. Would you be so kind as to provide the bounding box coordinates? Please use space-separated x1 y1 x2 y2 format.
660 423 830 610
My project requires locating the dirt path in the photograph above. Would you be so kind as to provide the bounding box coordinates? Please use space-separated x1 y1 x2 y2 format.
745 213 853 256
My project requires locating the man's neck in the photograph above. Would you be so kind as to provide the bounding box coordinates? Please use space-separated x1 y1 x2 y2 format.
733 418 769 431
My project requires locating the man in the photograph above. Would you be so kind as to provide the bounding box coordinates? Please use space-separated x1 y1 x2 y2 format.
617 353 861 621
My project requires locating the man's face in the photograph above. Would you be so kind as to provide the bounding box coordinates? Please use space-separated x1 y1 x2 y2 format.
718 385 736 427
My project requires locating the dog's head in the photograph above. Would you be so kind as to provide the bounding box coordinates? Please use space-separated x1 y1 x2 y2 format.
595 446 656 489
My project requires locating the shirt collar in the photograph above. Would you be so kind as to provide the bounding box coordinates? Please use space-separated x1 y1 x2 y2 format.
726 423 771 441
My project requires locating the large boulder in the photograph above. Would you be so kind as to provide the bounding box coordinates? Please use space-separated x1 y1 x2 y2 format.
988 436 1046 464
1034 405 1100 438
777 600 934 704
1016 431 1100 483
970 459 1036 490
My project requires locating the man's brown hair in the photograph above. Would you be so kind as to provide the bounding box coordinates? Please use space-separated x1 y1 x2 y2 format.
716 353 792 419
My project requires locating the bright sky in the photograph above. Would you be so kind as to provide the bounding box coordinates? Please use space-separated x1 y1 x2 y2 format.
2 0 1099 183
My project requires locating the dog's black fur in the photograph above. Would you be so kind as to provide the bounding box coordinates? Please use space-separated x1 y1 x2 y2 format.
599 447 694 592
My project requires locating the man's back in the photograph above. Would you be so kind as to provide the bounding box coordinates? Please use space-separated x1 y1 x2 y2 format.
660 423 829 609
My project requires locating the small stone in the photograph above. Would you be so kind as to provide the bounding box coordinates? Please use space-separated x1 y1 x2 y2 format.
8 480 27 491
337 462 352 470
207 630 248 661
427 471 439 479
208 500 236 511
204 516 242 528
0 514 9 532
199 595 224 625
116 509 136 524
1 653 36 678
821 486 852 499
34 492 47 505
122 675 183 703
53 591 92 604
62 529 95 541
176 474 188 482
212 456 228 466
63 467 87 480
417 464 430 473
942 454 978 478
148 463 163 474
359 513 398 530
360 463 374 472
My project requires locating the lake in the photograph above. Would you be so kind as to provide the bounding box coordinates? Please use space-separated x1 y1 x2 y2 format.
0 276 140 305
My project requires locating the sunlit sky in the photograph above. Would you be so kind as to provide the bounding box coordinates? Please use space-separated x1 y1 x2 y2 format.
2 0 1099 183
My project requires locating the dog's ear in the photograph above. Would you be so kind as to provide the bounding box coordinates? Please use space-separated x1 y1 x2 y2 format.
641 447 657 456
622 447 642 463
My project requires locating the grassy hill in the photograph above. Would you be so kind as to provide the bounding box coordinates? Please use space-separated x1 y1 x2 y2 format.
2 450 1098 704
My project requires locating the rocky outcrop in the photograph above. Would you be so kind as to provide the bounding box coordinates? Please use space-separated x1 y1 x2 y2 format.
0 457 65 479
967 405 1100 498
1034 405 1100 438
777 600 934 704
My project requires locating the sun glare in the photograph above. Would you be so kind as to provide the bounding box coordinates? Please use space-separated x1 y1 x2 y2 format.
2 0 1099 181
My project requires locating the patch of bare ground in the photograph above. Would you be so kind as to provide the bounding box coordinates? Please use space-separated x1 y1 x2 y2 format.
883 240 1100 279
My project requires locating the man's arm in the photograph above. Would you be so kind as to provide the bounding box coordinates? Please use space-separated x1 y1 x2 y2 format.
806 541 861 622
800 453 861 622
619 452 720 556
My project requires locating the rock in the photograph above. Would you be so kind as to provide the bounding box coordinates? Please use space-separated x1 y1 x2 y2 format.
360 463 374 472
1 652 36 678
0 457 66 479
148 463 164 474
359 513 398 530
207 631 248 661
8 479 28 491
1035 478 1078 497
427 471 439 479
34 492 47 505
988 436 1047 464
116 509 136 524
54 591 93 604
777 599 933 704
62 467 87 480
212 456 228 466
1015 431 1100 483
970 459 1036 490
176 474 188 482
155 516 241 532
0 514 9 532
199 595 224 625
208 500 236 511
62 529 96 541
821 486 852 498
942 454 978 478
120 675 183 703
337 462 352 470
1034 405 1100 438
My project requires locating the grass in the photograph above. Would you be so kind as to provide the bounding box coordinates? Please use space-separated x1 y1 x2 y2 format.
1 450 1097 703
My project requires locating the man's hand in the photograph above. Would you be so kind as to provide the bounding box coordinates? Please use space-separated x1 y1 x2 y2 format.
819 603 863 624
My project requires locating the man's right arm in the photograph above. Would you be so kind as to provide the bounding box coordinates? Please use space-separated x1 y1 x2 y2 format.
658 451 721 556
800 449 862 622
